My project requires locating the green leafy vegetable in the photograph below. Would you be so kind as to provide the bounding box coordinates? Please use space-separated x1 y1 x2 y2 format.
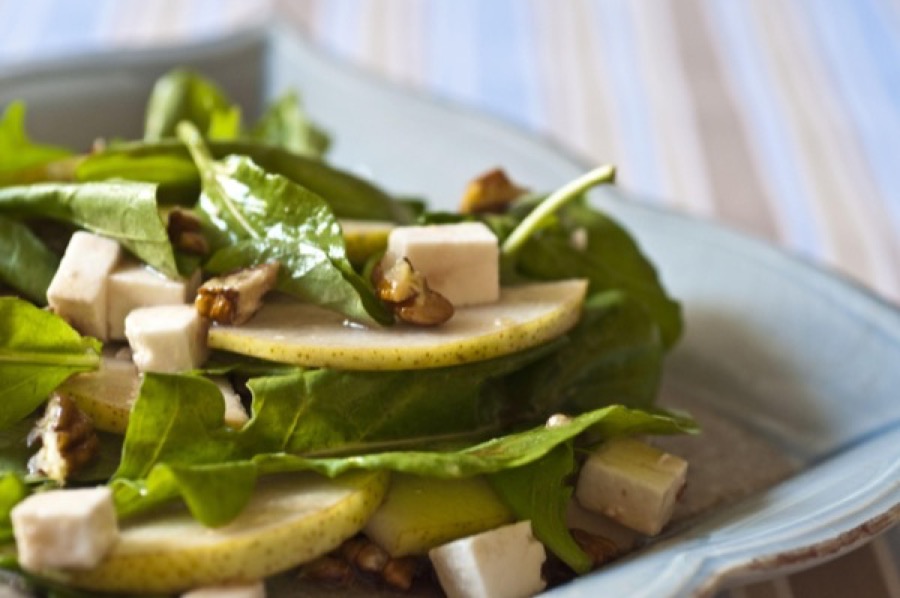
0 181 178 278
250 91 330 158
0 101 72 186
177 121 393 325
0 298 101 429
0 215 59 303
144 69 240 142
490 444 591 573
0 473 28 543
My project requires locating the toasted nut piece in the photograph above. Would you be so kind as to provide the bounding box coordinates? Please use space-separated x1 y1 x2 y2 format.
459 168 527 214
356 541 390 573
300 556 355 585
167 208 209 255
338 536 368 564
374 258 454 327
195 262 280 325
27 393 100 482
382 557 420 591
570 528 621 568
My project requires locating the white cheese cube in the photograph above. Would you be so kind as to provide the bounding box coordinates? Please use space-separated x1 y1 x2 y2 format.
46 231 122 340
107 260 201 340
11 487 118 571
125 305 208 373
181 581 265 598
212 377 249 429
428 520 546 598
383 222 499 306
575 438 688 536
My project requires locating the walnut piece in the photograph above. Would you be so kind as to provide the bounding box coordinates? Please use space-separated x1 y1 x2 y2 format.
167 208 209 256
27 394 100 483
459 168 528 214
195 262 280 325
374 258 454 326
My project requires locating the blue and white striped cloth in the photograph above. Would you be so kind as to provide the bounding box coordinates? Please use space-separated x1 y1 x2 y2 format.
0 1 898 596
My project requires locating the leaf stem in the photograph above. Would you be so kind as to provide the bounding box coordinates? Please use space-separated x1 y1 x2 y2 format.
500 165 616 257
0 349 99 368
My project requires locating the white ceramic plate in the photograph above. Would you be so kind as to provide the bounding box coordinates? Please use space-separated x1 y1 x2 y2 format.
2 26 899 598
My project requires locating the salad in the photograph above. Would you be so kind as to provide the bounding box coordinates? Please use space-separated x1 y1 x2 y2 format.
0 69 695 597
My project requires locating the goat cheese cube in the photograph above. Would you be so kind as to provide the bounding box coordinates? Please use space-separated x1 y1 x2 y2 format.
125 305 208 373
383 223 499 306
107 260 201 340
46 231 122 340
428 520 546 598
11 487 118 571
575 438 688 536
181 581 265 598
211 377 250 429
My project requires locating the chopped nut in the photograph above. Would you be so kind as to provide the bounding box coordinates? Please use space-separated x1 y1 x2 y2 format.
300 555 354 585
546 413 573 428
27 394 100 483
355 541 390 573
382 557 420 591
167 208 209 255
195 262 280 325
338 536 368 564
570 528 621 568
459 168 528 214
374 258 454 326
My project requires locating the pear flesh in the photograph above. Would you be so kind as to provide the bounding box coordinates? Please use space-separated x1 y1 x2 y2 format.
45 471 388 594
208 279 588 370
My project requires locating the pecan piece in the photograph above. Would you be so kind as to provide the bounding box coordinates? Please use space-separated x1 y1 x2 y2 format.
374 258 454 326
459 168 527 214
195 262 280 325
27 393 100 483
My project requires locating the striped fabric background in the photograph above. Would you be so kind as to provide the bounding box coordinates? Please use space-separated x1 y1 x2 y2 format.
0 1 898 597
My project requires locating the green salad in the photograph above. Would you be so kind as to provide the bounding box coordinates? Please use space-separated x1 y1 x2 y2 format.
0 69 695 597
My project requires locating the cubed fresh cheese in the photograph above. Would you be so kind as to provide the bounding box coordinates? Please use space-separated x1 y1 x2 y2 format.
383 223 499 306
125 305 209 373
181 581 265 598
212 377 249 429
107 260 201 340
46 231 122 340
11 487 118 571
575 438 688 536
428 520 546 598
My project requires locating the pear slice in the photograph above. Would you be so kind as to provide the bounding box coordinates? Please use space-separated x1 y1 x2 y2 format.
340 219 394 265
48 471 388 594
58 357 140 434
364 473 514 557
208 279 588 370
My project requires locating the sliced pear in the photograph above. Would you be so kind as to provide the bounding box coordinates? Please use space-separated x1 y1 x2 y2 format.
47 471 388 594
364 473 514 557
340 219 394 265
208 279 588 370
58 357 140 434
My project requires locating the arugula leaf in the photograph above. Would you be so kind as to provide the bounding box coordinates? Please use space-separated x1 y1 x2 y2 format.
0 181 178 278
0 473 28 543
0 101 72 186
177 122 393 325
0 215 59 303
512 290 664 416
0 298 101 429
144 69 240 142
76 139 408 221
490 444 591 573
250 91 330 158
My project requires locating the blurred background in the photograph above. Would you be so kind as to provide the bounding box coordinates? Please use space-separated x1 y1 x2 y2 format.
0 1 898 597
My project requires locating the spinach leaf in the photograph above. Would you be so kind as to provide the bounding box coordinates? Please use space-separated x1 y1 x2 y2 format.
0 182 178 278
512 290 664 416
0 101 72 186
144 69 239 142
490 444 591 573
0 473 28 543
0 215 59 304
515 199 682 348
250 91 330 159
0 298 101 429
178 122 393 326
76 140 407 221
